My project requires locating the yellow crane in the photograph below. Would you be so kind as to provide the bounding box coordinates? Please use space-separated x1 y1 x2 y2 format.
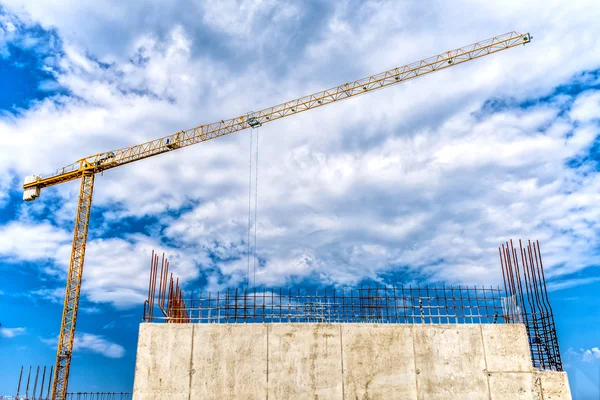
23 31 530 399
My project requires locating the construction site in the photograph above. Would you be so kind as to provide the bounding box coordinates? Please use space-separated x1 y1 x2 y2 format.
10 31 573 399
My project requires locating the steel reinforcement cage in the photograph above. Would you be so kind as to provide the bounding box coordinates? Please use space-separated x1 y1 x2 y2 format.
142 240 563 371
143 285 509 325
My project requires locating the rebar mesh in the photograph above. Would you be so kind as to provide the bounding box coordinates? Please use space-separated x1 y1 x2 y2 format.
64 393 132 400
144 286 511 324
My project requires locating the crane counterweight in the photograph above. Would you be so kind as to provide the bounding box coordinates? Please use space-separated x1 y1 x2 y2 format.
23 175 41 201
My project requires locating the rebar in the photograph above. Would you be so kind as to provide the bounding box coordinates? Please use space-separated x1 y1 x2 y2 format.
499 239 562 371
144 251 189 323
144 284 507 325
14 365 131 400
142 242 563 373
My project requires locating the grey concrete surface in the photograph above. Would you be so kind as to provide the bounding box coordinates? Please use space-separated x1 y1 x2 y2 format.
133 324 193 400
132 323 571 400
190 324 268 399
537 371 572 399
488 372 537 400
414 325 489 399
268 324 343 399
342 324 417 400
482 324 533 372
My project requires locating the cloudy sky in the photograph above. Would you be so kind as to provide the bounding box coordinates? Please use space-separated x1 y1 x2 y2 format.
0 0 599 397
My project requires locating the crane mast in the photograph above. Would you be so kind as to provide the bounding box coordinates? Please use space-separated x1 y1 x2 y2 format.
22 31 531 399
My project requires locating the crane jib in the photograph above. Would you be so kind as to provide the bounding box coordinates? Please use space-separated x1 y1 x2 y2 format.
23 31 530 198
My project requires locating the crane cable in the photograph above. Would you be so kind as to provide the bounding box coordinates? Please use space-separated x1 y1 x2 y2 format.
253 127 259 289
247 126 260 289
247 129 253 289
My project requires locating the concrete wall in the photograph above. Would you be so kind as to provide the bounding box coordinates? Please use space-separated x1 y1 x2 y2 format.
133 323 571 400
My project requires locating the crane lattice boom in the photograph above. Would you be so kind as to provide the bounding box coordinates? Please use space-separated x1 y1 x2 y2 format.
24 31 530 198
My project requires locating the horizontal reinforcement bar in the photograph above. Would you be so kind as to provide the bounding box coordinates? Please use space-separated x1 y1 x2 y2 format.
144 285 516 325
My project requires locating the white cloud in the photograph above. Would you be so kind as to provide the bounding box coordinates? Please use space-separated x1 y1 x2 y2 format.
201 0 298 38
0 1 599 298
80 306 102 314
30 287 65 303
75 333 125 358
162 97 600 286
42 332 125 358
0 219 199 308
568 347 600 363
570 91 600 123
0 326 26 338
103 321 116 330
0 221 70 263
79 235 200 308
582 347 600 362
547 277 600 292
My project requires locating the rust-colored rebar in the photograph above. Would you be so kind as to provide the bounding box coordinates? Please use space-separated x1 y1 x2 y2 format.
144 250 189 323
498 239 562 371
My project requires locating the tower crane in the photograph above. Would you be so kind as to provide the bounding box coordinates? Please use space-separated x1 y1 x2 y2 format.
22 31 531 399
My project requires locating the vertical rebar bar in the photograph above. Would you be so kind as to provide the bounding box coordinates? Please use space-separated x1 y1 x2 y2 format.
25 365 32 398
32 365 40 399
47 366 54 399
39 366 47 400
16 365 23 399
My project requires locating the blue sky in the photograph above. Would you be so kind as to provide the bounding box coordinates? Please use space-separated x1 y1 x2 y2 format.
0 0 599 398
